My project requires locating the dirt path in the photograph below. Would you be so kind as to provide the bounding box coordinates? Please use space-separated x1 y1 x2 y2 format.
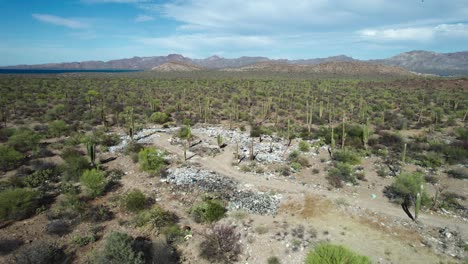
142 131 467 263
154 133 467 238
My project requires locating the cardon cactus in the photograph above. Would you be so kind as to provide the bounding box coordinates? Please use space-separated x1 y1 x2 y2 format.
87 141 96 166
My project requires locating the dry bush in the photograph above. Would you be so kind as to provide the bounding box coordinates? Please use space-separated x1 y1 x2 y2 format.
199 224 242 263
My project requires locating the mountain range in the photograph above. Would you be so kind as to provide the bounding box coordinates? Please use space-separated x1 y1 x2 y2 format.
3 50 468 76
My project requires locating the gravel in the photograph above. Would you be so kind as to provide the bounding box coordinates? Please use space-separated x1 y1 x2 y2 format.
164 166 281 215
108 127 178 153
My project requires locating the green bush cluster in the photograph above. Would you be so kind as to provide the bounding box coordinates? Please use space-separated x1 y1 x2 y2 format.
327 162 356 188
138 147 167 175
150 112 170 124
0 145 23 171
333 150 362 165
7 128 41 153
191 198 226 223
386 172 429 205
305 243 371 264
135 206 176 229
80 169 107 198
122 190 148 212
0 188 40 221
91 232 144 264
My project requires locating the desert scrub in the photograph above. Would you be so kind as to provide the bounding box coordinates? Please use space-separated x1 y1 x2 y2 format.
135 206 176 229
138 147 167 175
122 190 148 213
384 172 430 206
191 198 226 223
91 232 144 264
80 169 107 198
7 128 41 153
332 149 361 165
15 240 67 264
150 111 170 124
305 243 371 264
0 145 23 171
299 140 311 152
199 224 242 263
327 162 356 188
0 188 40 221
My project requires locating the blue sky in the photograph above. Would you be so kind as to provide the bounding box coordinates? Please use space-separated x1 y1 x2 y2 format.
1 0 468 65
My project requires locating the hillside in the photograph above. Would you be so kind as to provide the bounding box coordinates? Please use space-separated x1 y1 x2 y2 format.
371 50 468 76
226 61 414 76
151 62 202 72
3 50 468 76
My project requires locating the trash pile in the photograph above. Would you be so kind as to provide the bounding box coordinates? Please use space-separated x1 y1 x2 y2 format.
193 126 290 163
164 166 281 215
108 127 177 153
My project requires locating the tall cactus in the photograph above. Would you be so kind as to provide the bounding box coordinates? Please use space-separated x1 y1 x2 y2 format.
362 117 369 150
415 184 423 220
402 143 407 168
250 139 255 161
341 110 346 149
183 142 187 161
86 141 96 166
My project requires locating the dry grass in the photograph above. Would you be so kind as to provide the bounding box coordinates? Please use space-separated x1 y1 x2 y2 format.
279 195 332 219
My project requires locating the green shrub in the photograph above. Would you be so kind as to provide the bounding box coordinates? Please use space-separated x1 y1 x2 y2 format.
291 162 302 171
305 243 371 264
327 162 356 188
80 169 107 198
416 151 444 168
386 172 429 205
150 112 170 124
92 232 144 264
48 194 86 220
23 169 58 188
163 224 185 244
191 198 226 223
178 126 192 139
268 256 281 264
135 206 176 229
0 188 39 221
0 145 23 171
123 190 148 212
333 150 361 165
61 152 91 182
72 234 96 247
299 140 311 152
7 128 41 153
15 240 66 264
48 120 69 137
138 147 167 175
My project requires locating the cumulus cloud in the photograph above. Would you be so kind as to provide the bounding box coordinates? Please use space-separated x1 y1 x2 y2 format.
32 14 88 29
359 23 468 42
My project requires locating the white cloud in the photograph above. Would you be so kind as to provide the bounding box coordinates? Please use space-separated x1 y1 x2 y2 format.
359 23 468 42
135 15 154 22
32 14 88 29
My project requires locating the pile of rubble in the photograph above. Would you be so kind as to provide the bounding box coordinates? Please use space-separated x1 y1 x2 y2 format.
164 166 281 215
108 127 177 153
193 126 290 163
229 190 281 215
164 167 237 199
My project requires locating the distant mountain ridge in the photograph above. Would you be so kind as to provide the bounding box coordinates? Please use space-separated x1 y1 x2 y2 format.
3 50 468 76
